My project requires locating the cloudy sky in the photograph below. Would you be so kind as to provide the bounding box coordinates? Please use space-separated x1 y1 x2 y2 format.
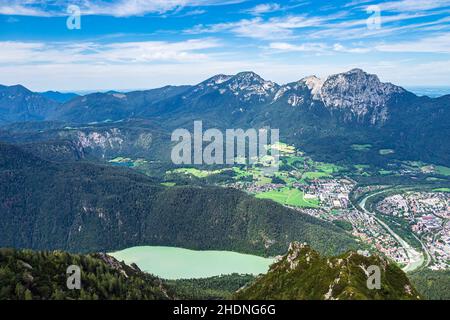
1 0 450 91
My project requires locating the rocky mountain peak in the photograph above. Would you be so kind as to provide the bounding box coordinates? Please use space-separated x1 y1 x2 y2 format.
203 74 233 87
233 71 263 81
227 71 278 93
272 76 322 106
194 71 279 102
234 242 421 300
300 75 324 99
320 69 406 124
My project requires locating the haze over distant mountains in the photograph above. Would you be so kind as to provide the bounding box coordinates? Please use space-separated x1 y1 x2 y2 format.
0 68 449 166
405 87 450 98
39 91 79 103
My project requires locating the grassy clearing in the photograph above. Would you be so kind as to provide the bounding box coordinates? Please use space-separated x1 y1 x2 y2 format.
109 157 147 167
255 187 319 208
285 156 305 167
268 142 296 155
426 177 446 182
109 156 131 163
433 188 450 192
435 166 450 176
273 172 296 185
316 163 344 174
351 144 372 151
379 149 395 155
171 168 225 178
161 182 176 187
303 171 331 180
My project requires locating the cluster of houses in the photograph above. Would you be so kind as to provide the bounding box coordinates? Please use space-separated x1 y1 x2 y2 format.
300 179 355 209
377 191 449 270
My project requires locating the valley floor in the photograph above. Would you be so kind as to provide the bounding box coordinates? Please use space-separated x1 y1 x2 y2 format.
161 142 450 274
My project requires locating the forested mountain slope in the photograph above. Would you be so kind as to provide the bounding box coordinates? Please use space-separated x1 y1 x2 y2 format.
0 248 173 300
0 143 357 256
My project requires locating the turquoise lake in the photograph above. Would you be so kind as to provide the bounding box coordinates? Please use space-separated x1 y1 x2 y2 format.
110 246 275 280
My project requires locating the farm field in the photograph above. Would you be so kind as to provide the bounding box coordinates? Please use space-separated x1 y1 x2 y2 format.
435 166 450 176
170 167 227 178
433 188 450 192
303 171 331 180
255 187 319 208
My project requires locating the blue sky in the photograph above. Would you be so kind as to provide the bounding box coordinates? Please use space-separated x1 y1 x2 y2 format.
0 0 450 91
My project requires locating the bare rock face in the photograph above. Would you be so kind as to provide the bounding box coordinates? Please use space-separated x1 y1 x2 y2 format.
319 69 405 124
191 71 279 103
270 69 405 125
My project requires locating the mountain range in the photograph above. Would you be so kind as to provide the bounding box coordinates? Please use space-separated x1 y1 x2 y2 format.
39 91 79 103
1 68 448 166
1 68 448 301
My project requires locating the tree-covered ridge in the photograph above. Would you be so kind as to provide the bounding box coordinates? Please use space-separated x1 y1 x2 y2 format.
409 269 450 300
0 143 358 257
0 248 173 300
234 242 421 300
165 274 256 300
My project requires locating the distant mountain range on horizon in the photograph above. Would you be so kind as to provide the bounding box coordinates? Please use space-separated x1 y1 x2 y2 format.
6 78 450 100
404 86 450 98
1 68 449 166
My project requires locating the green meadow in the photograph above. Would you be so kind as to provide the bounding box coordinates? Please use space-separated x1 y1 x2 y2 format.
109 157 147 167
161 182 176 187
303 171 331 180
433 188 450 192
379 149 395 155
170 167 226 178
435 166 450 176
351 144 372 151
255 187 319 208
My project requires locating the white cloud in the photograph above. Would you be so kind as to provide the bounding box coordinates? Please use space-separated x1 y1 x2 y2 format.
378 0 450 12
308 13 450 41
245 3 281 15
269 42 327 52
0 39 220 65
333 43 370 53
0 0 247 17
268 41 370 54
0 2 50 16
179 9 206 17
376 33 450 53
2 53 449 91
0 60 258 91
187 15 326 40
